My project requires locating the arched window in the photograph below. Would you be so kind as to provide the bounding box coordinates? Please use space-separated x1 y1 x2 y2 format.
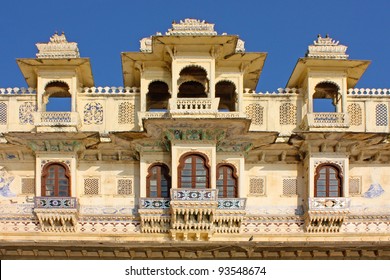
44 81 71 112
313 82 340 113
178 66 208 98
178 153 210 188
146 163 171 198
314 164 342 197
216 81 237 111
41 163 71 197
146 81 170 111
216 164 238 198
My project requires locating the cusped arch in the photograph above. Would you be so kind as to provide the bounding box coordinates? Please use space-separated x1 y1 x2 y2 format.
313 81 341 113
146 80 171 111
44 80 71 98
216 163 238 198
178 152 210 189
314 163 343 197
41 162 71 197
146 162 171 198
178 65 209 96
215 80 237 111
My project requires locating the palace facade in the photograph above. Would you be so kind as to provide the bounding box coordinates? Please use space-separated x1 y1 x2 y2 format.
1 19 390 259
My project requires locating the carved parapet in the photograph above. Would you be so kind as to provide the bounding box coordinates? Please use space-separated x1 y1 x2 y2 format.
302 113 349 131
33 111 81 132
214 198 246 233
34 197 78 232
138 198 171 233
168 98 220 117
304 197 350 233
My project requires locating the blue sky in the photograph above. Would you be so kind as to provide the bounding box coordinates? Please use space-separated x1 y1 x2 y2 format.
0 0 389 92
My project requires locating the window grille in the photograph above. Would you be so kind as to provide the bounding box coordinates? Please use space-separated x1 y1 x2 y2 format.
279 103 297 125
375 103 388 126
348 103 362 126
0 102 7 125
249 177 265 196
245 104 264 125
282 178 297 196
118 102 135 124
117 178 133 195
84 178 99 195
21 178 35 194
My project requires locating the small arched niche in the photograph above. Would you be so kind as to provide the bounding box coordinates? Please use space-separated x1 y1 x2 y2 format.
44 81 72 112
146 81 170 111
178 66 208 98
313 82 340 113
216 81 237 111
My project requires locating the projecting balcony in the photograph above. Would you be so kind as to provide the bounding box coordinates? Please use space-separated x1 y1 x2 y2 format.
301 112 349 131
33 111 80 132
138 189 247 238
33 196 78 232
304 197 351 233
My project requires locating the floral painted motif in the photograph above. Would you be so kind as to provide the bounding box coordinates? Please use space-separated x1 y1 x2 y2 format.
84 102 103 125
19 102 36 125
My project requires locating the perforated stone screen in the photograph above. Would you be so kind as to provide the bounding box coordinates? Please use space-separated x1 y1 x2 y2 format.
279 103 297 125
349 177 361 195
84 178 99 195
249 177 265 196
0 102 7 125
118 102 135 124
375 103 388 126
117 179 133 195
245 104 264 126
21 178 35 194
283 178 297 196
348 103 362 126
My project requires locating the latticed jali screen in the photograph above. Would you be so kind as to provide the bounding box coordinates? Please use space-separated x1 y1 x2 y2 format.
118 102 135 124
347 103 362 126
282 178 297 196
117 179 133 195
376 103 388 126
249 177 265 195
84 178 99 195
21 178 35 194
245 104 264 125
279 103 297 125
349 177 361 195
0 102 7 125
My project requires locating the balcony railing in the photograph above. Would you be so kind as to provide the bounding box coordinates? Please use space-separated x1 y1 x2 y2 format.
139 198 170 209
33 112 80 127
218 198 246 210
171 188 218 201
308 197 350 211
34 197 77 209
168 98 220 114
305 112 349 128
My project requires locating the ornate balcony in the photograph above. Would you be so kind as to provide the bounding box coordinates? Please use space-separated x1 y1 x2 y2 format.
138 198 171 233
33 197 78 232
302 112 349 130
304 197 350 233
33 111 80 132
168 98 220 117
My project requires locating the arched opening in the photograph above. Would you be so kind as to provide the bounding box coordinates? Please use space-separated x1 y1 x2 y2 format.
178 66 208 98
313 82 340 113
44 81 71 112
41 162 71 197
146 163 171 198
216 81 237 111
216 164 238 198
178 153 210 189
314 164 342 197
146 81 170 111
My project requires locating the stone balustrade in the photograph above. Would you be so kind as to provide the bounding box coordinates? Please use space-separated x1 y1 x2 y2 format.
168 98 220 114
244 87 300 95
34 197 78 209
